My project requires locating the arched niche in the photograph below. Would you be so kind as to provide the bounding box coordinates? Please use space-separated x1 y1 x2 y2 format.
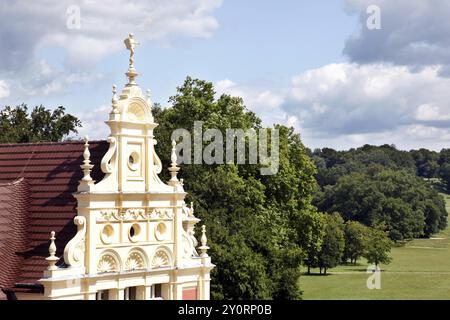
123 98 151 123
97 250 122 273
125 248 148 271
150 246 173 268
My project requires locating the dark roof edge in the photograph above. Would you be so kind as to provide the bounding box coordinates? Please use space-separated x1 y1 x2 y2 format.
12 283 44 295
0 140 107 147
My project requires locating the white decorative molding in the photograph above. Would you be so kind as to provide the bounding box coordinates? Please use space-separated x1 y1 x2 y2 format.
97 209 119 222
125 251 146 270
97 252 120 273
63 216 86 268
149 209 172 219
97 208 148 222
127 208 145 220
101 136 117 174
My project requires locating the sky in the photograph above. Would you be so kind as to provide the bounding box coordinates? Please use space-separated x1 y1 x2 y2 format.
1 0 450 151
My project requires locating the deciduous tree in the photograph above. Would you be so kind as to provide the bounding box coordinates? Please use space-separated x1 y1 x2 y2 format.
363 227 392 267
318 213 345 275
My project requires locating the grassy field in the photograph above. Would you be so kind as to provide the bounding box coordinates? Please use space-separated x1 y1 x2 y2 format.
299 193 450 299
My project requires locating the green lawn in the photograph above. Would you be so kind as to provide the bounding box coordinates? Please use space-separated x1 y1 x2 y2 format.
299 193 450 299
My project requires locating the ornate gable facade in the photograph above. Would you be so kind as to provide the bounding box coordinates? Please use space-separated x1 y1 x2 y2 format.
37 34 214 300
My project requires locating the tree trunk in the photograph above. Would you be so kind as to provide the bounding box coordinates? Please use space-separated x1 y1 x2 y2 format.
324 267 327 275
307 265 310 274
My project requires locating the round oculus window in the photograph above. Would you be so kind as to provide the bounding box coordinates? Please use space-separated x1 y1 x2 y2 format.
129 223 141 242
100 224 114 244
155 222 168 241
127 151 140 171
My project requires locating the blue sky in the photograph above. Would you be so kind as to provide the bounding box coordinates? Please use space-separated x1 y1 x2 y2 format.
1 1 450 150
35 0 356 107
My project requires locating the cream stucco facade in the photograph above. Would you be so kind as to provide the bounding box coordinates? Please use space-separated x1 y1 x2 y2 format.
38 34 214 300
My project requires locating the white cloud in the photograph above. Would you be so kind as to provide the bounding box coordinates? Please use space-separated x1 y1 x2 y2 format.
215 79 284 110
0 80 10 99
0 0 222 103
76 105 111 140
283 63 450 137
304 124 450 151
215 63 450 151
215 79 287 127
344 0 450 73
215 79 236 92
284 63 450 150
415 104 450 121
0 0 223 71
4 59 104 99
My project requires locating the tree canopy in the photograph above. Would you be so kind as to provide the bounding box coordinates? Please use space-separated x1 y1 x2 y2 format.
312 145 448 240
0 104 81 143
315 167 447 240
153 77 319 299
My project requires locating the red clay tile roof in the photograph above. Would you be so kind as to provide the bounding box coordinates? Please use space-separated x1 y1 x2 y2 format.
0 140 108 297
0 178 30 299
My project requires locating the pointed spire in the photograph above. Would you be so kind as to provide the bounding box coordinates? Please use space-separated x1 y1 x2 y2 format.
46 231 59 270
111 85 119 114
168 140 180 185
198 225 210 257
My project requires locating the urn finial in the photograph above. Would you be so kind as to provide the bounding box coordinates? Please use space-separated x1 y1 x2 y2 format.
46 231 59 270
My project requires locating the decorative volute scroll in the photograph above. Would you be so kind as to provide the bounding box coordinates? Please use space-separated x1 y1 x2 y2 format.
182 230 198 259
63 216 87 268
101 136 117 174
153 143 163 174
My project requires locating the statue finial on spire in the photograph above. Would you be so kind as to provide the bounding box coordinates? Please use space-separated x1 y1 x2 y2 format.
124 33 140 86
